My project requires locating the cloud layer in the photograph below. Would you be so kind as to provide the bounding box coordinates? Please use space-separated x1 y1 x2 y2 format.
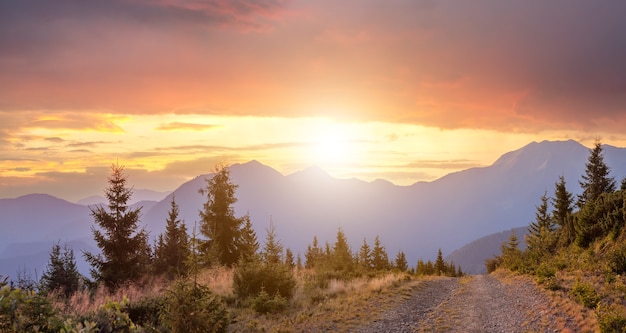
1 0 625 133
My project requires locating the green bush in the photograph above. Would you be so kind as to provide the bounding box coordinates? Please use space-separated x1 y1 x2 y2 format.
89 299 140 333
597 303 626 333
160 279 228 333
126 296 165 332
608 244 626 275
535 262 556 284
570 281 601 308
251 288 288 314
233 260 296 301
0 287 58 332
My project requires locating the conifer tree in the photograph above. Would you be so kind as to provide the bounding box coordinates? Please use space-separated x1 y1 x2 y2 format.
416 259 426 275
371 235 389 271
358 238 372 271
578 140 616 207
331 228 353 273
199 164 245 267
238 215 259 262
500 230 522 270
154 196 190 279
285 248 295 269
41 241 81 297
527 192 556 254
304 236 321 269
261 220 283 265
394 251 408 272
84 164 151 290
553 176 575 244
434 249 446 276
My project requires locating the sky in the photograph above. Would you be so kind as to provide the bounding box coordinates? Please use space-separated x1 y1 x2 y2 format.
1 0 626 202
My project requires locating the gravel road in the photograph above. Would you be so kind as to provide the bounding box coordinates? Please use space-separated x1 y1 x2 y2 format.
356 274 579 333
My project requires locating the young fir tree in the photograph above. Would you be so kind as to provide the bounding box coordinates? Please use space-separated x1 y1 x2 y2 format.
331 228 353 274
84 164 151 290
304 236 321 269
40 241 82 297
553 176 575 244
284 248 295 269
371 235 389 271
394 251 408 272
434 249 446 276
154 196 190 279
500 230 522 270
238 215 259 263
578 140 616 207
199 164 244 267
358 238 372 271
261 220 283 265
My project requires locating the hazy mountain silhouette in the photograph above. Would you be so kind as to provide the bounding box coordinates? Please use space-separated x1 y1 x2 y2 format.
1 140 625 279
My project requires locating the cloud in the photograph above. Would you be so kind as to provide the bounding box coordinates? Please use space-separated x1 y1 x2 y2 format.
156 122 221 131
0 0 625 134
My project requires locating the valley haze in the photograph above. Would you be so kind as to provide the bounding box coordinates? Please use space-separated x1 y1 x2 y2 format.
2 140 626 279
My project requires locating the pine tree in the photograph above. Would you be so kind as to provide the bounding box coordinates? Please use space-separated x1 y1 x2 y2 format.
434 249 446 276
371 235 389 271
529 192 554 234
199 164 245 267
84 164 151 290
41 241 81 297
394 251 408 272
553 176 575 244
261 220 283 265
285 248 295 269
304 236 321 269
578 140 616 207
331 228 353 274
154 196 190 279
238 215 259 262
500 230 522 270
358 238 372 271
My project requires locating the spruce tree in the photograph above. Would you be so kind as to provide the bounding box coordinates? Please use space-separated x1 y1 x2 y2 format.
285 248 295 269
434 249 446 276
553 176 575 244
358 238 372 271
394 251 408 272
199 164 244 267
371 235 389 271
304 236 321 269
528 192 555 239
238 215 259 262
261 220 283 265
154 196 190 279
84 164 151 290
41 241 81 297
578 140 616 207
331 228 353 274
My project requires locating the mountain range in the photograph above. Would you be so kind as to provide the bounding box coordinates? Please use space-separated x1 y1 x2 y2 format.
2 140 625 278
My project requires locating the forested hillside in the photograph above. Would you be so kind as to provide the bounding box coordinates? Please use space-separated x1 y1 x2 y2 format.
489 141 626 332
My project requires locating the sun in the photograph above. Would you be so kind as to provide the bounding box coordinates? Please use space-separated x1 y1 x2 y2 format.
312 123 351 166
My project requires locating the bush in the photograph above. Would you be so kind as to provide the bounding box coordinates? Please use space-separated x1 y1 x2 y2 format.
597 303 626 333
160 279 228 333
570 281 601 308
0 287 58 332
251 288 288 314
608 244 626 275
535 262 556 284
233 260 296 301
126 295 165 331
89 299 139 333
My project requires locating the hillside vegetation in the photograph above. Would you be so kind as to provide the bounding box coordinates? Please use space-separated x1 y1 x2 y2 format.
0 163 462 332
488 140 626 332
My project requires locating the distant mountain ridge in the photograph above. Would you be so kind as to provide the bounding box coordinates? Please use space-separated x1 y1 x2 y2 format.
1 140 625 279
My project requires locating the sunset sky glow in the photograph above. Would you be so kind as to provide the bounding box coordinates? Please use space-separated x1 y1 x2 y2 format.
2 0 626 201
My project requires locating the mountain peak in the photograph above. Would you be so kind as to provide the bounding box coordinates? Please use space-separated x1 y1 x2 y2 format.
287 165 331 180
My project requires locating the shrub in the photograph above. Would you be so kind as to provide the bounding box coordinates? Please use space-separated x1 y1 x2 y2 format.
608 244 626 275
535 262 556 284
160 279 229 333
251 288 288 314
89 299 139 333
233 260 296 301
126 295 165 331
570 281 601 308
597 303 626 333
0 287 58 332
